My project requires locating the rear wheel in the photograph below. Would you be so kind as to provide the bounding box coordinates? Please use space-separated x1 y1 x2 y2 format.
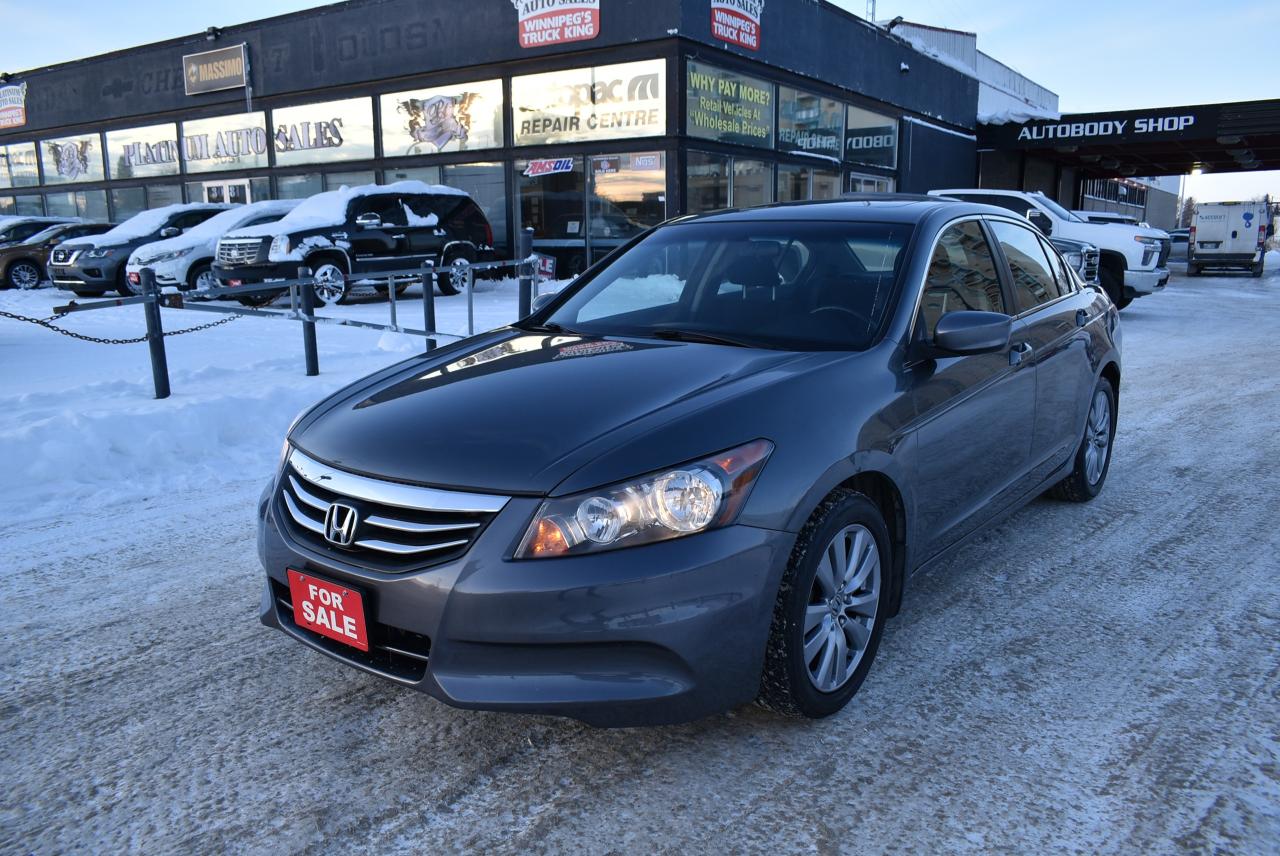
1100 265 1131 309
5 260 42 289
1251 259 1265 278
436 249 474 296
757 490 889 718
1187 264 1201 277
1050 375 1116 502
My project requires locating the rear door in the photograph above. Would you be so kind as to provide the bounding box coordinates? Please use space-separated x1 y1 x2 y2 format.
403 194 458 258
1194 205 1230 252
989 219 1097 482
908 218 1037 558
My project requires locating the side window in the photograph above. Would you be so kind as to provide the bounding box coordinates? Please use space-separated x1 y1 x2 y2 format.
919 220 1006 339
1039 236 1077 295
990 220 1062 312
174 210 217 231
352 196 407 226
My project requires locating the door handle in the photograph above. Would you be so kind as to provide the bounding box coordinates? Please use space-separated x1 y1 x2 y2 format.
1075 308 1089 328
1010 341 1033 366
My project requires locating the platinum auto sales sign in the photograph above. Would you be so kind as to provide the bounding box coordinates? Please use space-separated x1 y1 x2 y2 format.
711 0 763 51
513 0 600 49
0 83 27 129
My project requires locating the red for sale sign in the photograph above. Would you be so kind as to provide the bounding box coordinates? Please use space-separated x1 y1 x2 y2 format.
513 0 600 49
710 0 763 51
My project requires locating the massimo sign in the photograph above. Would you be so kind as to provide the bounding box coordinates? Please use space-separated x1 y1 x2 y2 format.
183 44 249 96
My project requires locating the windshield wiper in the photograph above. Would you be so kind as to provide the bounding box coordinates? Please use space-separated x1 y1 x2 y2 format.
517 320 579 335
648 328 759 348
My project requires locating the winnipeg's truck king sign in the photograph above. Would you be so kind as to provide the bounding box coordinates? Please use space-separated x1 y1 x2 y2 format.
513 0 600 48
711 0 764 51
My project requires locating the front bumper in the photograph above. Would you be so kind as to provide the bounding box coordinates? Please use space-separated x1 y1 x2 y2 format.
1191 251 1262 267
125 262 185 289
257 485 794 726
213 260 294 286
50 257 123 290
1123 266 1169 296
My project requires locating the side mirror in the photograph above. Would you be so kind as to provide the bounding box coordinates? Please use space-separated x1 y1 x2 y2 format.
159 226 181 238
1026 210 1053 236
530 292 556 313
933 310 1012 355
355 213 382 229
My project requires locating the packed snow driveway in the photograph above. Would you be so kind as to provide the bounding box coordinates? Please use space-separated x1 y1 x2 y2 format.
2 269 1278 854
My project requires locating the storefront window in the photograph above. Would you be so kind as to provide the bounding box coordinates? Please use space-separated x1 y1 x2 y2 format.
845 105 898 169
45 192 77 217
0 196 13 215
846 172 894 193
443 162 508 253
106 123 180 180
686 61 774 149
147 185 182 208
44 189 109 220
732 159 772 208
41 133 106 184
777 164 810 202
589 152 665 262
0 143 40 188
271 97 375 167
13 195 44 215
384 166 442 184
182 112 271 174
324 170 376 190
511 60 666 146
812 169 840 200
778 87 843 159
276 173 324 199
517 156 587 275
687 151 728 213
381 79 503 156
111 187 146 220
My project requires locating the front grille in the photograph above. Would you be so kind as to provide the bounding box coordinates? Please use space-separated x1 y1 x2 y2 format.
1081 248 1100 283
1156 239 1171 267
217 237 267 267
270 578 432 681
51 248 78 265
277 448 508 572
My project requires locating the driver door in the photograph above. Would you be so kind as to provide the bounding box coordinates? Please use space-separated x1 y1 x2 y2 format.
906 218 1037 559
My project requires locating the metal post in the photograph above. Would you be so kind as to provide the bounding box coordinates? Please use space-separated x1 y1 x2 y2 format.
387 274 398 330
421 261 437 352
298 266 318 376
517 227 534 318
140 268 171 400
464 262 474 336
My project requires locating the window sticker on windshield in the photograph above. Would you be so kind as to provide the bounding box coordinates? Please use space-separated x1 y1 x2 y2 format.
554 340 633 360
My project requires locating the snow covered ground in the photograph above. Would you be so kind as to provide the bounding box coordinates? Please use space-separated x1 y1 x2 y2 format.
2 266 1279 853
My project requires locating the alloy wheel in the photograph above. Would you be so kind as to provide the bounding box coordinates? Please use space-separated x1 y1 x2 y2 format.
312 264 347 304
9 262 41 289
803 523 881 693
1083 389 1111 485
196 269 219 291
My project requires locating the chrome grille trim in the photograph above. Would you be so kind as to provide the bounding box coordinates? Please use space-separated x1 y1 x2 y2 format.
363 514 480 534
216 237 266 266
352 537 471 556
289 448 509 514
282 491 325 535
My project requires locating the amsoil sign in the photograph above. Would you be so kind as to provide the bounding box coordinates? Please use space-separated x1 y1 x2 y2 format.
513 0 600 49
711 0 763 51
183 44 248 96
0 83 27 129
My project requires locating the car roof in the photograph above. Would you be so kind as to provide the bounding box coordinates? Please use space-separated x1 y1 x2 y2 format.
674 195 971 226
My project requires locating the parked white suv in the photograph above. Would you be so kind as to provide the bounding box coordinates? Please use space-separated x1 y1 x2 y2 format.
930 189 1171 309
126 200 299 292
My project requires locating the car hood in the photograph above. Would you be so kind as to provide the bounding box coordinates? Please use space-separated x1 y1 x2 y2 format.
291 330 818 495
1071 220 1168 243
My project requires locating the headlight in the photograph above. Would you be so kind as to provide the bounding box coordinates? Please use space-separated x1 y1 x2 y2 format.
269 235 291 260
155 247 194 263
84 247 116 259
515 439 774 558
1133 235 1158 245
1065 252 1083 270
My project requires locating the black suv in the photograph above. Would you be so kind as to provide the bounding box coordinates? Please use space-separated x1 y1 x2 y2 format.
213 181 494 304
50 204 229 297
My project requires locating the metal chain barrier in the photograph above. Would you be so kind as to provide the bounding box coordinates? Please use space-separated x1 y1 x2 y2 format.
0 307 241 344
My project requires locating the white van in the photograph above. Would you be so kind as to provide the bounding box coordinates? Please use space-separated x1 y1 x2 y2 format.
1189 199 1272 277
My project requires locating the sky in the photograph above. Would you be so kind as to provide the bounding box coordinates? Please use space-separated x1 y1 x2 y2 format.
1 0 1276 200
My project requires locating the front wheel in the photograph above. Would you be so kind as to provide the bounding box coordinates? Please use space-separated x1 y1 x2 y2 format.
757 490 890 719
309 260 350 305
1099 266 1131 309
187 262 219 292
1049 376 1116 502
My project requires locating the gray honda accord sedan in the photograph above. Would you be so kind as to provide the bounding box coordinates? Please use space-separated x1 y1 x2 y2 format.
258 196 1121 726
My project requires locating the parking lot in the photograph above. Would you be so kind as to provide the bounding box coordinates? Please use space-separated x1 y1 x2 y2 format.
2 266 1278 854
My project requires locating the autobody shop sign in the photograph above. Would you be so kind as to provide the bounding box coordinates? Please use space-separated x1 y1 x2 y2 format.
513 0 600 48
711 0 763 51
511 60 665 146
980 107 1212 149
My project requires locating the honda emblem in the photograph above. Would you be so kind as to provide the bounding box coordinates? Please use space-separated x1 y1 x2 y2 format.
323 502 359 547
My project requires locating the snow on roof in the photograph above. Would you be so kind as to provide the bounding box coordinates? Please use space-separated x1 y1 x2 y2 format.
97 203 231 245
130 200 303 259
978 105 1062 125
229 181 468 238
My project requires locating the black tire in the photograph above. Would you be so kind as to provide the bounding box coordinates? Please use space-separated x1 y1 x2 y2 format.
5 259 43 289
236 291 280 307
374 281 410 298
757 489 891 719
1251 259 1264 278
186 261 217 292
115 267 136 297
437 248 474 296
1050 375 1116 503
1187 264 1201 277
306 257 351 304
71 289 106 298
1099 265 1131 309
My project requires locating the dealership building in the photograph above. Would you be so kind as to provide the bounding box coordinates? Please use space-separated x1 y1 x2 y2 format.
0 0 987 269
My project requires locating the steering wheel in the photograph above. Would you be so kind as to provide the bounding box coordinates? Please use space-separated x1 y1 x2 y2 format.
810 305 873 335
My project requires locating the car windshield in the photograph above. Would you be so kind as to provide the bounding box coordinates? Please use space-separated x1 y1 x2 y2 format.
537 220 913 351
1036 195 1084 223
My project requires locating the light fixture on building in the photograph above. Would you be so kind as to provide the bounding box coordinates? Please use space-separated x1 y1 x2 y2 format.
899 62 910 74
205 26 222 42
1190 166 1203 176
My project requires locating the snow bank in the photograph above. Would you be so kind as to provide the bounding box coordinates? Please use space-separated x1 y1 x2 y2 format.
228 181 468 239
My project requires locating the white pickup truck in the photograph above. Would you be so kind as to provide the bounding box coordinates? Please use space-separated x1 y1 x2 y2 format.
930 188 1171 309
